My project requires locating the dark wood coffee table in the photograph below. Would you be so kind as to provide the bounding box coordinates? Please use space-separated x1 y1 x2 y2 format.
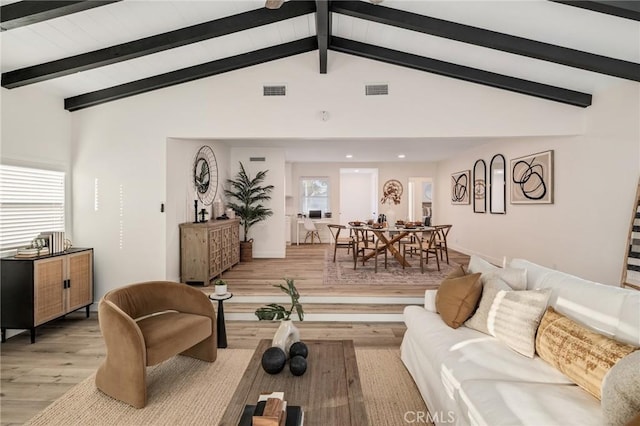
219 339 368 426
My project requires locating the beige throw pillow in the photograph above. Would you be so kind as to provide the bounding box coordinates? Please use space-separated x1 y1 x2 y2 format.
435 271 482 329
465 278 551 357
536 307 638 400
489 287 551 357
464 277 511 335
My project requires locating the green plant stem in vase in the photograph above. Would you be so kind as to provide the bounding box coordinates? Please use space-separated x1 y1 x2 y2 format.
254 278 304 355
254 278 304 321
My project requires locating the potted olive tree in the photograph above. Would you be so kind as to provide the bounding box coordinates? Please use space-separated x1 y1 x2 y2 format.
224 162 274 262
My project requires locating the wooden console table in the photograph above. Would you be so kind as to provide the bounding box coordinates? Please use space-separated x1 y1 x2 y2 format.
180 219 240 286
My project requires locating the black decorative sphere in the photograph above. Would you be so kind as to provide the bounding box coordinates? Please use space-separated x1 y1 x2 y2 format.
261 347 287 374
289 355 307 376
289 341 308 359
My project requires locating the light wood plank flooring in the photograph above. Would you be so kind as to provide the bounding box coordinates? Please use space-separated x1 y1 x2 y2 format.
0 244 468 425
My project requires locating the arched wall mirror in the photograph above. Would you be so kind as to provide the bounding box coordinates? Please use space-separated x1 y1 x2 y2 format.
489 154 506 214
473 159 486 213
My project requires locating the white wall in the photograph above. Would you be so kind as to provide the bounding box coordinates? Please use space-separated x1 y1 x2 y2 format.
3 51 621 302
436 81 640 286
0 86 73 238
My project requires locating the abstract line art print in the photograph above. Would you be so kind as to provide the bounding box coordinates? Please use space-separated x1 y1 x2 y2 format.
451 170 471 205
510 150 554 204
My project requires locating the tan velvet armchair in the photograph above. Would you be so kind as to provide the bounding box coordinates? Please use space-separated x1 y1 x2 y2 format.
95 281 216 408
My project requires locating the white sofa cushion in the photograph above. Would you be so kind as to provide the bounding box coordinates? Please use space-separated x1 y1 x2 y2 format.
404 306 572 392
510 259 640 346
467 255 527 290
456 380 602 426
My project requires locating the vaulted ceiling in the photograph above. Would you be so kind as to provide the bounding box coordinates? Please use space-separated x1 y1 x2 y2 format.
1 0 639 113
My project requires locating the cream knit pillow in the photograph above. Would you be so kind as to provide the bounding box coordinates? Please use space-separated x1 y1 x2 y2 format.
465 277 551 357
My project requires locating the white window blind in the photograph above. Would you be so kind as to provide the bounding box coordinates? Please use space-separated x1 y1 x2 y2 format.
0 165 65 251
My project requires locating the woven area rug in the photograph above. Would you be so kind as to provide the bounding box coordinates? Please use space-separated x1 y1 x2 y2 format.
323 248 459 286
26 348 429 426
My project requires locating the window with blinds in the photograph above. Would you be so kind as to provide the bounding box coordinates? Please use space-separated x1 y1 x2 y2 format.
300 177 330 214
0 165 65 251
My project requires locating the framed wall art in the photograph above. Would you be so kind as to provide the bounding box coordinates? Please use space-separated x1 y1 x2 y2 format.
451 170 470 205
381 179 403 205
510 150 554 204
490 154 506 214
473 159 486 213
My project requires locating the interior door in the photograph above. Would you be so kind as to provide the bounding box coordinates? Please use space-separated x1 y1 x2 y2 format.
339 169 378 225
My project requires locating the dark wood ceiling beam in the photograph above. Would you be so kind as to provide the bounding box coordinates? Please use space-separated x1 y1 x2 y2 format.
64 37 318 112
332 1 640 82
1 1 120 31
2 1 315 88
315 0 330 73
550 1 640 21
330 37 592 107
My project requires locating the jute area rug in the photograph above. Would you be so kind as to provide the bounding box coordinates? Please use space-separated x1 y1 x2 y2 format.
323 248 459 286
26 348 429 426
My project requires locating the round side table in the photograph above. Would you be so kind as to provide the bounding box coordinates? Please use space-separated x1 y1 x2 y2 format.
208 292 233 348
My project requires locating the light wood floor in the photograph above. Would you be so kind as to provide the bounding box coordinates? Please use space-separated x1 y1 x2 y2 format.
0 244 468 425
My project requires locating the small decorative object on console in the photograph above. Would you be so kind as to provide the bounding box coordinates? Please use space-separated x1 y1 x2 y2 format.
261 347 287 374
289 355 307 376
289 341 308 359
214 279 227 295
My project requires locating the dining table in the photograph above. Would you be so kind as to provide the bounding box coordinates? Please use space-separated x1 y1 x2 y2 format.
348 224 436 268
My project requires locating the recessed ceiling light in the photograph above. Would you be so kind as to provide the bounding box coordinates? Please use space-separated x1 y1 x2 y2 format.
398 154 406 159
346 154 353 159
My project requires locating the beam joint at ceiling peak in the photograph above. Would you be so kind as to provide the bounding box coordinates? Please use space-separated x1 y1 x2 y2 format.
315 0 331 74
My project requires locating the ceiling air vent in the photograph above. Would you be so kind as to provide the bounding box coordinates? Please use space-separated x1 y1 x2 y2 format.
365 84 389 96
263 85 286 96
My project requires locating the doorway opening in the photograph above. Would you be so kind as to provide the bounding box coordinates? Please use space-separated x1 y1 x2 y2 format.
408 177 433 224
339 168 378 225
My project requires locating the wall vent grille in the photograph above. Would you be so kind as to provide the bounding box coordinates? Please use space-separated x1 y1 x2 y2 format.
250 157 266 162
365 84 389 96
263 85 286 96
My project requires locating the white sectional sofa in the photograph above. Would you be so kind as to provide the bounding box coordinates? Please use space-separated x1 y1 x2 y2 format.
401 258 640 426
